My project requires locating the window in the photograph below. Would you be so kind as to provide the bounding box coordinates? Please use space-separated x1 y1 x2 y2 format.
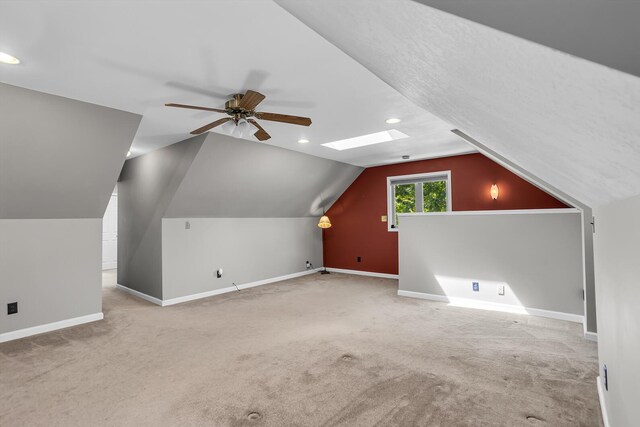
387 171 451 230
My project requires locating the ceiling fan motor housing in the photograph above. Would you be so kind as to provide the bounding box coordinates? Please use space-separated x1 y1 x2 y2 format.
225 93 252 117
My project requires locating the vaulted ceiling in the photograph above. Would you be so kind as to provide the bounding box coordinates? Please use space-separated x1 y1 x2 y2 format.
276 0 640 207
0 0 472 167
2 0 639 207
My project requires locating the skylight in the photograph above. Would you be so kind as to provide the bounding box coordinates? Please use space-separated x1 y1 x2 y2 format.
322 129 409 151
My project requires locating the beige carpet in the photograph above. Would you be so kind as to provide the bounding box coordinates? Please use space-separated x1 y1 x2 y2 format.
0 271 601 426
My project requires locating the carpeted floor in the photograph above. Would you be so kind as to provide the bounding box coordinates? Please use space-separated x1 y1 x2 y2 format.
0 271 601 426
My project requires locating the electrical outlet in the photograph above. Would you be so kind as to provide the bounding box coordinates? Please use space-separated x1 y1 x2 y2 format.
356 256 361 263
603 364 608 391
185 221 191 230
381 215 387 222
216 268 223 278
497 284 505 296
472 282 479 292
8 302 18 315
306 261 311 269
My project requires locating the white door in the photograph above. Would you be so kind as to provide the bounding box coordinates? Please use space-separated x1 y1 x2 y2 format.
102 194 118 270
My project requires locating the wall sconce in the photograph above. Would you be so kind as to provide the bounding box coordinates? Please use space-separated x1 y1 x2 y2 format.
318 214 332 229
490 184 499 200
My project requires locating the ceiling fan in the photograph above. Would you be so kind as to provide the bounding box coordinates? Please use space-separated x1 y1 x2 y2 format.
165 90 312 141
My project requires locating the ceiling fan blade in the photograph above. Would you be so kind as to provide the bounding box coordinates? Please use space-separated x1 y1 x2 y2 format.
254 112 312 126
247 119 271 141
190 117 232 135
238 90 266 110
165 103 227 113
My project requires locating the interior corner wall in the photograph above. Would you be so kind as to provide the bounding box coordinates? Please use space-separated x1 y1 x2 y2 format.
117 135 206 299
0 83 141 341
593 193 640 426
162 218 322 300
323 153 567 275
118 132 360 302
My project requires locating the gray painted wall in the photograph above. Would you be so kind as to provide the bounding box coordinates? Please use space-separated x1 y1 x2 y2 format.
162 218 322 300
118 132 360 300
415 0 640 77
164 133 363 218
593 194 640 426
453 130 597 332
0 83 142 219
0 84 141 339
399 210 584 317
0 219 102 334
117 135 206 299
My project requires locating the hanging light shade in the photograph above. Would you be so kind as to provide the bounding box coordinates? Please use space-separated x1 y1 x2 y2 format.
490 184 499 200
318 215 332 229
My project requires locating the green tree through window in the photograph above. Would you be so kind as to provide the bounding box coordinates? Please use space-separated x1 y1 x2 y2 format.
423 181 447 212
394 184 415 225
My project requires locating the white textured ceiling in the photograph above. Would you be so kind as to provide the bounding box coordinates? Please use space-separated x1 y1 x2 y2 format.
277 0 640 207
0 0 473 167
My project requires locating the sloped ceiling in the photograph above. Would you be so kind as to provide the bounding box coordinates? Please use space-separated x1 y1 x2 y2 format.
276 0 640 208
0 83 141 218
414 0 640 77
164 133 363 218
0 0 472 167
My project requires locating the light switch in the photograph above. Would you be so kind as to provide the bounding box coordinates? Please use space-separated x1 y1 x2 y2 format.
381 215 387 222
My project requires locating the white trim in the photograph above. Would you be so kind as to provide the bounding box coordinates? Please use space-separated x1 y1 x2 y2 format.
162 285 238 306
387 170 452 232
236 269 319 290
0 312 104 343
584 331 598 342
326 268 399 279
117 270 321 307
116 284 163 306
397 208 579 217
102 261 117 270
597 376 611 427
397 290 584 323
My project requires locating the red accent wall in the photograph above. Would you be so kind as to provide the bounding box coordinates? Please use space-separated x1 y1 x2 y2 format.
322 153 568 275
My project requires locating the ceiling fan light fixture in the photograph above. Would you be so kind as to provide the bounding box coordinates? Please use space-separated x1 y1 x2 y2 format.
0 52 20 65
385 118 401 124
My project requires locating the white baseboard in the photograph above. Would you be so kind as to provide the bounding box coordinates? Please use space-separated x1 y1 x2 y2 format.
117 269 321 307
397 290 584 323
326 267 399 280
584 331 598 342
597 376 610 427
0 312 104 343
116 284 163 306
161 285 238 306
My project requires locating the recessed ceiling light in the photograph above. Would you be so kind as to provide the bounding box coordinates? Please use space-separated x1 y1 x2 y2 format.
385 118 401 124
322 129 409 151
0 52 20 65
126 150 132 157
298 139 310 144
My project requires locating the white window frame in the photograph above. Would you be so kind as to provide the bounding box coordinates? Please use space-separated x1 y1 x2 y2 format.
387 171 452 232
